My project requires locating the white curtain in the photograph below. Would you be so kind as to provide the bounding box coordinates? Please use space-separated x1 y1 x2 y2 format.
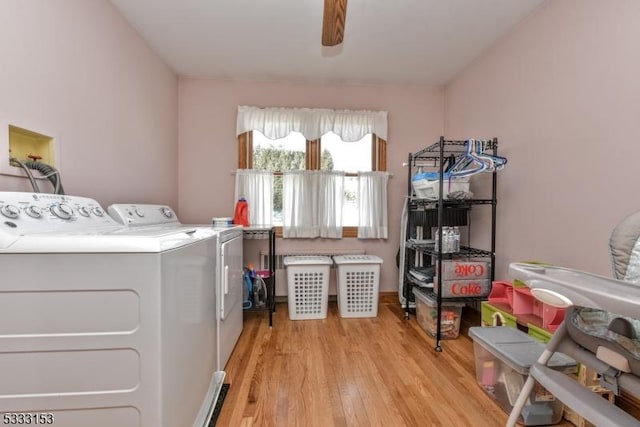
357 172 389 239
236 106 388 142
234 169 273 226
318 171 345 239
282 171 344 238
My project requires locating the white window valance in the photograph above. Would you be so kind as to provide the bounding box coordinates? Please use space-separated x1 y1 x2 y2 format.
236 105 388 142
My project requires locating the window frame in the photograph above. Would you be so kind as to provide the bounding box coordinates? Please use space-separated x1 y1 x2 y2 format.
238 131 387 238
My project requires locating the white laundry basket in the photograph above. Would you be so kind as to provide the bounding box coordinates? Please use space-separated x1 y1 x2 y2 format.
284 256 333 320
333 255 383 318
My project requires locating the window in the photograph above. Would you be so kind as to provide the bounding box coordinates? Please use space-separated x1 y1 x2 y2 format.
236 106 388 239
320 132 372 227
238 130 387 237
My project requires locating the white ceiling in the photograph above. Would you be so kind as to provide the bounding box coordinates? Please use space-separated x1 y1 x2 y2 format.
110 0 544 87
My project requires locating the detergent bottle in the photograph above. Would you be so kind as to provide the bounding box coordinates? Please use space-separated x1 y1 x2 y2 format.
233 197 249 226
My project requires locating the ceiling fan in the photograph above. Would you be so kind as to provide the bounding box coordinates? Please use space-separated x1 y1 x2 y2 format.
322 0 348 46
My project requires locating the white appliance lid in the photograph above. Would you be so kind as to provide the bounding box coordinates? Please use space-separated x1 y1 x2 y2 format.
0 226 218 253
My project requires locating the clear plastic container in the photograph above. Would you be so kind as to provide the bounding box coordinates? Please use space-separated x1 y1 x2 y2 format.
413 287 464 339
469 327 576 425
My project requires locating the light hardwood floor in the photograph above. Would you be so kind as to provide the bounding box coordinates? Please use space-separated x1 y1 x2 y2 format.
217 301 570 426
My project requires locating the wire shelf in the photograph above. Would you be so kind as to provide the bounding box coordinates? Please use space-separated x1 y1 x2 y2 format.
405 243 493 259
410 138 498 162
418 288 488 304
403 136 499 350
407 198 494 209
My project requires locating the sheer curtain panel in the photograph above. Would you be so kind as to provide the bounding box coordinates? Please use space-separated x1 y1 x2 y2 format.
234 169 273 226
282 171 344 238
357 172 389 239
318 171 344 238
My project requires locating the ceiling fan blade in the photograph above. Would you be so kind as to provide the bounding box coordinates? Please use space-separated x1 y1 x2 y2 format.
322 0 348 46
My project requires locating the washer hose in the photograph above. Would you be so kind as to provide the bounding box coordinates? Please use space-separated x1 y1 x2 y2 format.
25 160 65 195
9 157 40 193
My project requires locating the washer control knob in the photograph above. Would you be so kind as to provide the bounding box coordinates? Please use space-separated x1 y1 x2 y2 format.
134 208 145 218
1 204 20 219
25 206 42 218
51 203 74 220
92 207 105 217
160 207 173 219
78 207 90 217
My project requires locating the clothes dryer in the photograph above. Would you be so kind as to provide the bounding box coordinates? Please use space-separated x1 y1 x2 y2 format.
108 203 244 371
0 192 224 427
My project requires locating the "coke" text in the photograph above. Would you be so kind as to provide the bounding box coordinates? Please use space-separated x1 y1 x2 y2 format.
451 282 484 295
454 263 486 277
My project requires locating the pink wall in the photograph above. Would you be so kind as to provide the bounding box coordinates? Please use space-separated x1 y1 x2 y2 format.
444 0 640 279
178 78 444 292
0 0 179 208
11 0 629 294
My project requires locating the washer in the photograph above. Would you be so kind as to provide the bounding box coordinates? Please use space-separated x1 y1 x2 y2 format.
0 192 224 427
108 203 244 371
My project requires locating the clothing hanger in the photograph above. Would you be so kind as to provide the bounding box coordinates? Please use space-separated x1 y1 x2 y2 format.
449 139 487 177
472 140 495 171
475 140 507 171
443 154 457 173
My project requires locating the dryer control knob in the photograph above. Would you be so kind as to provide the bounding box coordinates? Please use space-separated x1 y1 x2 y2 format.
135 208 145 218
92 207 105 217
1 204 20 219
77 207 90 217
51 203 74 220
25 206 42 218
160 207 173 219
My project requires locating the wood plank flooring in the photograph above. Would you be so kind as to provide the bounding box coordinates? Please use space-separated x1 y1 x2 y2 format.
217 301 570 426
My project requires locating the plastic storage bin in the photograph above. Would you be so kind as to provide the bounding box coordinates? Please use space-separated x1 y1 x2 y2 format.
413 287 465 339
469 327 576 426
333 255 383 318
412 173 470 200
284 256 332 320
